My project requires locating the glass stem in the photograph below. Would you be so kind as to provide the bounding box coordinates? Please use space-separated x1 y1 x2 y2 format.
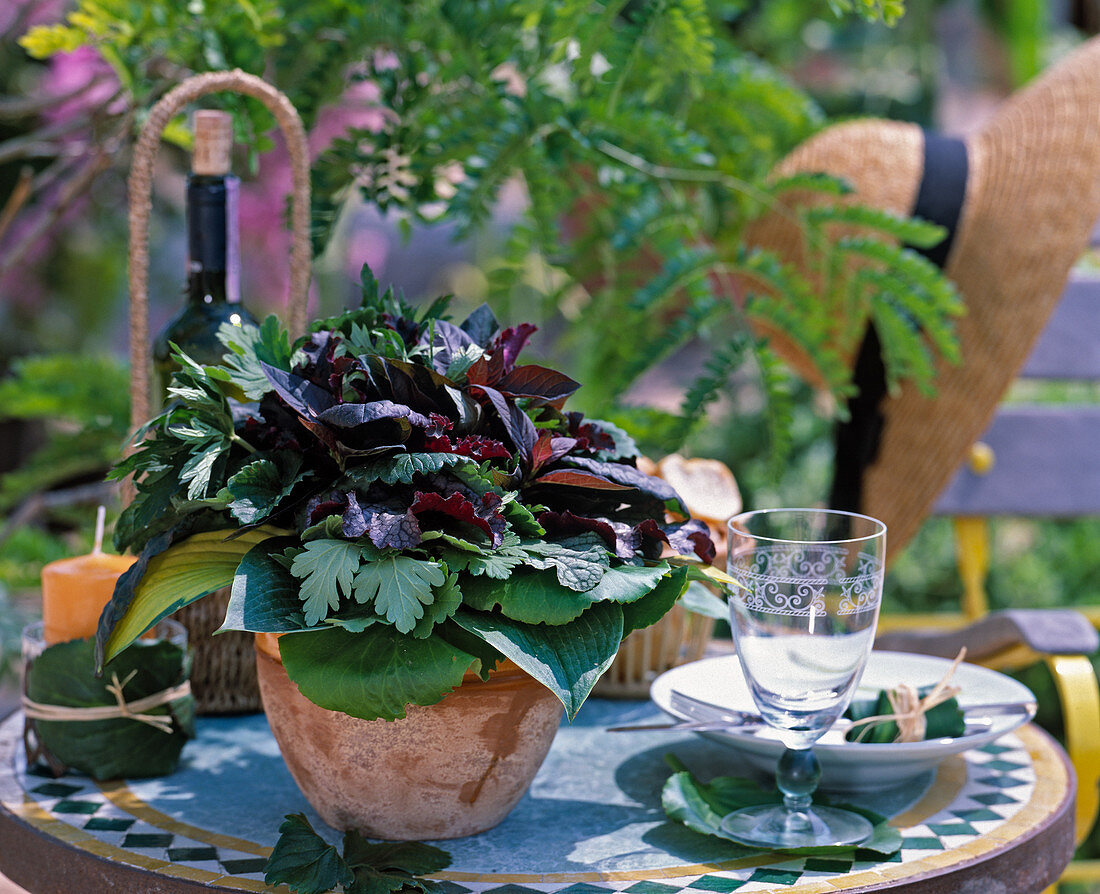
776 747 821 815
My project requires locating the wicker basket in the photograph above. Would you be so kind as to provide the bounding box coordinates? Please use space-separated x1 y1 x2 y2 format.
592 603 713 699
126 71 311 714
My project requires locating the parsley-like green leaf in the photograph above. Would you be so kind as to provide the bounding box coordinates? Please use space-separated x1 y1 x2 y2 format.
352 556 446 634
411 570 462 639
343 452 473 486
290 539 364 625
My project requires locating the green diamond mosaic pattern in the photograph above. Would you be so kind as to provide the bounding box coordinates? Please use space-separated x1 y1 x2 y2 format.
0 715 1036 893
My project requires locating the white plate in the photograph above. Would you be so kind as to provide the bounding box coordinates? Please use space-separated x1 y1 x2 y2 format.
650 651 1036 792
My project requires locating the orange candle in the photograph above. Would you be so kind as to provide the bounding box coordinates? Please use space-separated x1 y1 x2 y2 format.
41 507 135 645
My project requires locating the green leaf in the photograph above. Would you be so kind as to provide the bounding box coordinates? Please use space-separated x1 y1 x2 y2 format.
437 535 528 579
179 440 226 501
343 836 451 894
662 763 902 857
289 539 365 626
279 626 478 721
25 637 194 781
343 452 474 486
352 556 446 634
264 813 353 894
216 316 295 399
621 565 689 635
582 562 672 604
460 570 596 624
226 453 303 524
99 527 282 666
452 603 622 720
521 542 608 591
221 538 311 633
411 571 463 638
678 581 728 620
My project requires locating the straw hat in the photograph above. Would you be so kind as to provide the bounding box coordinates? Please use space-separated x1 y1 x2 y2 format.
742 36 1100 562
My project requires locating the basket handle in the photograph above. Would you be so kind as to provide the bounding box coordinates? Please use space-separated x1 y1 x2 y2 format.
128 69 311 430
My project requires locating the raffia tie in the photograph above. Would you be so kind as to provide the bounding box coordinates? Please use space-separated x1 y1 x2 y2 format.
848 648 967 743
22 671 191 735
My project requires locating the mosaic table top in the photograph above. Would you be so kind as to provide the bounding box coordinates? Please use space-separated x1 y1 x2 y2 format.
0 700 1075 893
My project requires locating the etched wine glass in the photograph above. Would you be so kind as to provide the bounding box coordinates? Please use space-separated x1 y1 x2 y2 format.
722 508 886 848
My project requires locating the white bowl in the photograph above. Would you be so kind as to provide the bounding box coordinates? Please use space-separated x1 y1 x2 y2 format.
650 651 1036 792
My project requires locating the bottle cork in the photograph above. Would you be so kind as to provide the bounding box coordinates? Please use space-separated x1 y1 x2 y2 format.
192 110 233 176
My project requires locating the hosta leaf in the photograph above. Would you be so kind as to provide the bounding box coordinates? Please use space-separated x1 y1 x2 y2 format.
98 526 283 666
264 813 353 894
581 561 672 604
620 565 689 635
460 570 595 625
279 626 477 720
290 539 364 626
452 603 622 720
221 538 311 633
351 556 446 634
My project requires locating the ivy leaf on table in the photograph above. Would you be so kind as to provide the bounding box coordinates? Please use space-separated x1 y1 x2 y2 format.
661 756 903 858
344 835 451 894
264 813 354 894
263 813 451 894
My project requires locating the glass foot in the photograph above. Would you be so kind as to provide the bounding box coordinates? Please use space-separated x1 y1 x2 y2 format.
720 804 872 849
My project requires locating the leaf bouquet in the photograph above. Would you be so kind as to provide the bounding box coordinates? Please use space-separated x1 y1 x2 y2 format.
96 268 720 722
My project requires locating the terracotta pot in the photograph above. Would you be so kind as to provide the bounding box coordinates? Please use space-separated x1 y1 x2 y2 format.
254 632 563 840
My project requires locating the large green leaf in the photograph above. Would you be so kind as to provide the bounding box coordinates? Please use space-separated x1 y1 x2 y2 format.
26 637 194 780
99 526 282 666
621 565 689 635
220 538 311 633
582 561 672 604
451 603 623 720
459 569 595 625
352 556 446 634
278 626 478 721
342 452 473 486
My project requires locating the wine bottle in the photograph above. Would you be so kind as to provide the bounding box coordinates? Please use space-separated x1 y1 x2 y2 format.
153 109 256 398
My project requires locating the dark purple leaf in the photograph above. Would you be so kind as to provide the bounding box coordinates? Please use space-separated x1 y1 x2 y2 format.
368 509 423 550
663 519 717 563
531 433 577 472
567 413 619 453
471 385 536 462
427 320 476 373
564 456 686 511
262 361 336 419
535 470 632 490
460 303 499 345
410 491 505 547
537 510 618 552
497 365 580 406
492 323 537 374
316 400 433 430
309 499 348 526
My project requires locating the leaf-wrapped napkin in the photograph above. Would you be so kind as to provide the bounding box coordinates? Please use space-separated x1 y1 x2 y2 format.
844 685 966 744
23 635 194 780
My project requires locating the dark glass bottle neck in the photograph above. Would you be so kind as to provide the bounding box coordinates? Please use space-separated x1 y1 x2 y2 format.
186 173 240 305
